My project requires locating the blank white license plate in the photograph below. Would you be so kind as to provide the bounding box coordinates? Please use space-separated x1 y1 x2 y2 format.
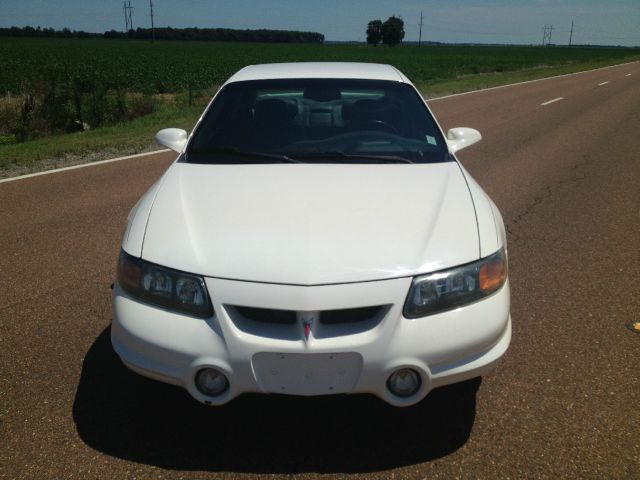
252 352 363 395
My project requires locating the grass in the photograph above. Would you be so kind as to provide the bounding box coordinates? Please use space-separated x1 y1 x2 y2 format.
0 101 206 177
418 57 639 97
0 39 638 177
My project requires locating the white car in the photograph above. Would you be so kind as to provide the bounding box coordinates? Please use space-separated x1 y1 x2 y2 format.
112 62 510 407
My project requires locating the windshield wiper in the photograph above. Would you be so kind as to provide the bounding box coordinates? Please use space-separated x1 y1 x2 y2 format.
188 147 414 164
188 146 303 164
291 151 414 164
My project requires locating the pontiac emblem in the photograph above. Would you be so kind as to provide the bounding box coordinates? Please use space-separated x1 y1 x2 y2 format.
298 311 319 342
303 316 313 341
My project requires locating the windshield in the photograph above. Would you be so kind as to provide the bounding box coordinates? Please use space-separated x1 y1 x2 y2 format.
186 78 450 164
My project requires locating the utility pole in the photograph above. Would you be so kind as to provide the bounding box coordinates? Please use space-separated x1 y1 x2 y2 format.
569 20 574 47
123 1 133 33
418 11 423 47
149 0 155 42
541 24 554 46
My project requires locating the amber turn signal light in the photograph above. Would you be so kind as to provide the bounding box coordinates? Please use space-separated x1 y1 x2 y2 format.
479 255 507 294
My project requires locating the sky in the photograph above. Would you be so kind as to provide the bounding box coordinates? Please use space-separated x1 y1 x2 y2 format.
1 0 638 46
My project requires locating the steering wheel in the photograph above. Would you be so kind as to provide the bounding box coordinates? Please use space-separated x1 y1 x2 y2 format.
341 131 407 151
361 120 400 135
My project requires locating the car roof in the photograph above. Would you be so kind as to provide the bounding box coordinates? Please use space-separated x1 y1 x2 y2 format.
225 62 410 84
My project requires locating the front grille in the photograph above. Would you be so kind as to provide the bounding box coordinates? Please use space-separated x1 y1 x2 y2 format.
234 306 296 324
227 304 390 339
320 305 385 324
231 305 386 325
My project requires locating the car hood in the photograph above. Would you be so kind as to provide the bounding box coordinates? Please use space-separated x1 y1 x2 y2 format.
141 162 479 285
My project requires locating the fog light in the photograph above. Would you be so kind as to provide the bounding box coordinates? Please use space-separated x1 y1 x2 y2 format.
387 368 421 397
195 368 229 396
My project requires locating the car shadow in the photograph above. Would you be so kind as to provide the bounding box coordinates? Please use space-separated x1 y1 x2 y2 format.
73 326 480 474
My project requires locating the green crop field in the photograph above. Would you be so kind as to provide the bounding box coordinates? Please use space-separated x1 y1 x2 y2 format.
0 37 638 177
1 37 638 94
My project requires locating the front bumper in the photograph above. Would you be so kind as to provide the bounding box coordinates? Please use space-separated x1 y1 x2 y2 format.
112 276 511 407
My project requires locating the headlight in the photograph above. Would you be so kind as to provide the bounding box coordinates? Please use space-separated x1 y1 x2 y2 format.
403 248 507 318
117 250 213 318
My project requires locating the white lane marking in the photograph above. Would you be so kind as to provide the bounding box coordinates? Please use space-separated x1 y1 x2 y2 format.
540 97 564 106
626 73 632 77
428 60 638 102
598 81 609 86
0 149 172 184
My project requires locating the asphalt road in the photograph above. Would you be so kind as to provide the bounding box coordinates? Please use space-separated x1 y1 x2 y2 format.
1 62 639 479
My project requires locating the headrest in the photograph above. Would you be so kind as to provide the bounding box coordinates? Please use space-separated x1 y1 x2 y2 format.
254 99 296 124
303 86 341 102
343 99 387 121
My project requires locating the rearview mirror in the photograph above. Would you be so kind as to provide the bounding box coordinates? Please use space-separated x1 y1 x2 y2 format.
155 128 188 153
446 127 482 153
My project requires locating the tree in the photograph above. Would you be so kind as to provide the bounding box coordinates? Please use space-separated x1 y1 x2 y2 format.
366 20 382 46
381 16 405 47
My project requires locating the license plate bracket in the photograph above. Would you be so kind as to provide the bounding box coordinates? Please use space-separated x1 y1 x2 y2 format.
252 352 363 395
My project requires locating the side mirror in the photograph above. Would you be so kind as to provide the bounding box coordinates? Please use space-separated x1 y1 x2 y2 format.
155 128 188 153
446 127 482 153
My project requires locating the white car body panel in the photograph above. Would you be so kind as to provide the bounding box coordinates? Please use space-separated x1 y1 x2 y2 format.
112 277 510 407
140 162 479 285
121 177 165 257
458 164 501 257
112 62 511 407
226 62 410 84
